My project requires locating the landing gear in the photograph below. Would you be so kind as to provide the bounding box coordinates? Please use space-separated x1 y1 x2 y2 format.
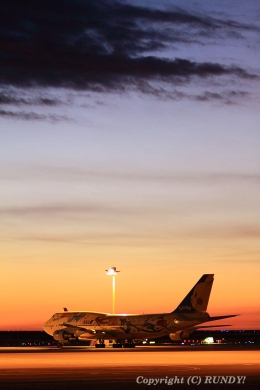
123 342 135 348
112 343 122 348
95 339 106 348
94 339 135 348
95 343 105 348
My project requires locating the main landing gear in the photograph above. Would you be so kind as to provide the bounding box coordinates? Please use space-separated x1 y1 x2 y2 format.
112 343 122 348
123 342 135 348
112 341 135 348
95 342 105 348
95 339 136 348
95 337 106 348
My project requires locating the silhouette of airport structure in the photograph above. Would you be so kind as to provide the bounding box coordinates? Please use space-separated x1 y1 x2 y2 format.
0 330 259 346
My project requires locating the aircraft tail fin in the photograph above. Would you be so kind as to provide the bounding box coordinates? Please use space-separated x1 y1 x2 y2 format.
172 274 214 314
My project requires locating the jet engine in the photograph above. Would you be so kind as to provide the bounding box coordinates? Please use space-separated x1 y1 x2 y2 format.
53 330 76 342
169 331 190 341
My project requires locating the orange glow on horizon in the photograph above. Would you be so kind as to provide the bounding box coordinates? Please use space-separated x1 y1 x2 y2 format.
1 0 260 336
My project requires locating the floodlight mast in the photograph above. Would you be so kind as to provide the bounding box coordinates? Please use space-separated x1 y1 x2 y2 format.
105 266 120 314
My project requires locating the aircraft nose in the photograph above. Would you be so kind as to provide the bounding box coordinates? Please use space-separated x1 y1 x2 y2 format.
43 319 52 335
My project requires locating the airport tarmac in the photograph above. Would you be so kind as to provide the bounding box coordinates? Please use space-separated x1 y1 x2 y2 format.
0 345 259 390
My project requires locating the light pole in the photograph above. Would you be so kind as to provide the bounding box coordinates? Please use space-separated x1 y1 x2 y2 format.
105 266 120 314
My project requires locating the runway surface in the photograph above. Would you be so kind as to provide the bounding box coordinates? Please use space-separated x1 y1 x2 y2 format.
0 345 259 389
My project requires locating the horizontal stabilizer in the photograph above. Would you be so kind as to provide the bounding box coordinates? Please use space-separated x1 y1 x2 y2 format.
193 324 231 329
205 315 238 322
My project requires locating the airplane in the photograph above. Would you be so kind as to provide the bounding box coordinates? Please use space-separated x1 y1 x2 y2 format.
43 274 237 348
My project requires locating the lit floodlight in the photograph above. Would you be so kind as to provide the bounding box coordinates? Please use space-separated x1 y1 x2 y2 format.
106 266 120 276
105 266 120 314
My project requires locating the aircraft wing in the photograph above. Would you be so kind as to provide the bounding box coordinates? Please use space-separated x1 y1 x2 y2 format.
61 322 119 339
62 322 123 340
61 322 98 336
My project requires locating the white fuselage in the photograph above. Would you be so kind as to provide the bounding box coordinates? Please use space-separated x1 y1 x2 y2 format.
43 310 209 342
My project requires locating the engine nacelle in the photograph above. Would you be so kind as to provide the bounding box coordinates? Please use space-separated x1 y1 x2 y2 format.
53 330 75 342
169 331 190 341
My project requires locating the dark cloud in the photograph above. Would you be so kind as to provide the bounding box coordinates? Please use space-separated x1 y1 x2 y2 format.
0 109 71 122
0 91 61 106
193 90 250 104
0 0 257 93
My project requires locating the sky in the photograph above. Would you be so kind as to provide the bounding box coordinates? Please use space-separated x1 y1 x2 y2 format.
0 0 260 330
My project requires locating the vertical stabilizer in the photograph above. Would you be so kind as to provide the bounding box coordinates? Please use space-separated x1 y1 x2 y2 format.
172 274 214 314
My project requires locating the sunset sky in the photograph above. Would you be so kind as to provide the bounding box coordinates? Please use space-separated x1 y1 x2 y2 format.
1 0 260 330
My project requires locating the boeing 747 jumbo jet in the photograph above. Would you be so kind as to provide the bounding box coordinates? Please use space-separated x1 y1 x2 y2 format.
43 274 237 348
